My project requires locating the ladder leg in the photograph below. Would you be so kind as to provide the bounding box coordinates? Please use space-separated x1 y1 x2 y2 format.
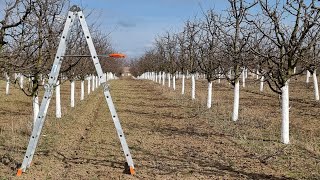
78 11 135 174
102 82 135 174
17 10 75 176
18 89 53 173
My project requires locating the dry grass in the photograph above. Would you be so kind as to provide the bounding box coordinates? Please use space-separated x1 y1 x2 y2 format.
0 75 319 179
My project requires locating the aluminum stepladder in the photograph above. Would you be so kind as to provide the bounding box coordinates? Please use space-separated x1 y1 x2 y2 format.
17 5 135 176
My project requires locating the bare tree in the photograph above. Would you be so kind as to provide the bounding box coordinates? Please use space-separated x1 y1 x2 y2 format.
197 9 222 108
162 31 178 89
176 31 189 94
249 0 320 144
184 20 200 100
218 0 256 121
300 34 320 100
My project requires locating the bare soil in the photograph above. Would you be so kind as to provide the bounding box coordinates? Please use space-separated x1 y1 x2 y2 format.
0 76 319 179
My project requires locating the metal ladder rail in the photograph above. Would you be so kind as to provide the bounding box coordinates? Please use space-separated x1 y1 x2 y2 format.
17 11 76 176
77 11 135 175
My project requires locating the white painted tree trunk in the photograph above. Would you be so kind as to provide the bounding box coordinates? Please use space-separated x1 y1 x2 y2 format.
96 76 98 88
260 76 264 92
71 80 75 107
281 81 290 144
158 72 161 84
306 70 310 84
186 70 189 79
232 80 240 121
56 80 61 118
92 76 95 92
191 74 195 100
313 70 319 101
242 69 246 88
87 77 91 95
20 75 24 89
155 73 158 82
162 72 165 86
207 81 212 108
182 74 185 95
5 74 10 95
81 80 84 100
173 75 176 90
33 95 39 126
168 73 171 88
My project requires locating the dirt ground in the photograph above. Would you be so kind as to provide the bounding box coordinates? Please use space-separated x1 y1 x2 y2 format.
0 76 319 179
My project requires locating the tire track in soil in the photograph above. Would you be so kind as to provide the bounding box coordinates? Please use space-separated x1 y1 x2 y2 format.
58 92 105 179
58 87 136 179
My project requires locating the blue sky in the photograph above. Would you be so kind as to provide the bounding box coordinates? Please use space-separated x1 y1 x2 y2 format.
70 0 228 58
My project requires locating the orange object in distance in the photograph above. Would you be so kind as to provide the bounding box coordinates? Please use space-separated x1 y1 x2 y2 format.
109 53 126 58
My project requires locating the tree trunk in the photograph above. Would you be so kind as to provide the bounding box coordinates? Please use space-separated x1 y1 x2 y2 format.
158 72 161 84
191 74 195 100
87 77 91 95
71 80 75 107
33 94 39 126
173 75 176 90
232 79 240 121
20 74 24 89
168 73 171 88
92 76 95 92
5 73 9 95
162 72 165 86
182 74 185 95
80 80 84 100
155 73 158 83
14 73 18 81
306 70 310 84
207 81 212 108
56 80 61 118
260 76 264 92
96 76 98 88
242 69 245 88
313 70 319 101
281 81 290 144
